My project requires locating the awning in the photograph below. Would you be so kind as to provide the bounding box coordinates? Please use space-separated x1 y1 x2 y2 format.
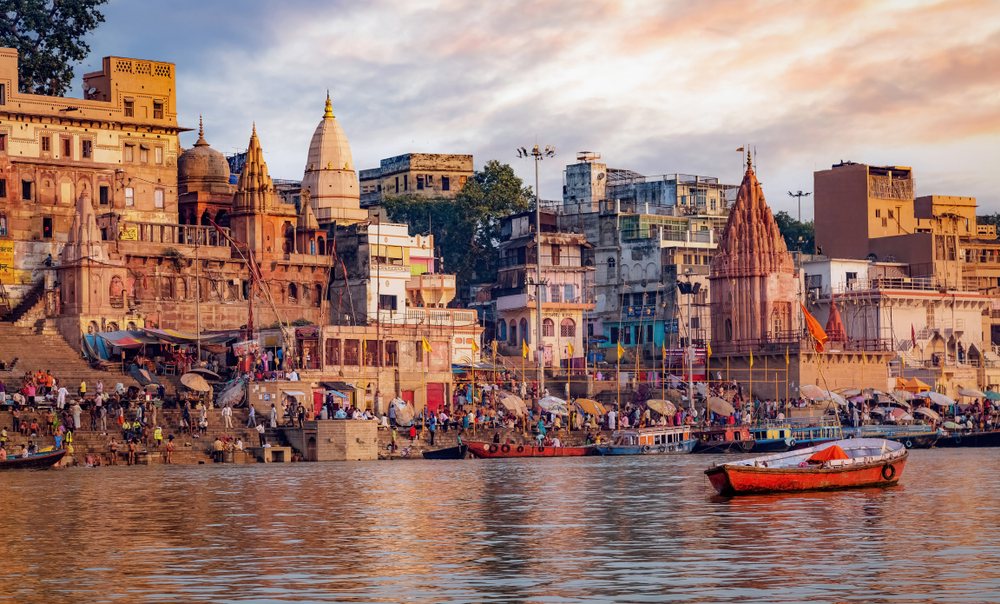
325 390 349 399
98 330 160 349
143 327 200 344
320 381 356 392
281 390 306 397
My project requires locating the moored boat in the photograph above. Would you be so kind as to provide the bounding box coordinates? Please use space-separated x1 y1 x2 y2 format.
786 419 843 449
1 449 67 470
749 425 795 453
843 425 941 449
692 426 754 454
466 442 595 458
704 438 907 496
421 445 468 460
933 429 1000 448
596 425 697 455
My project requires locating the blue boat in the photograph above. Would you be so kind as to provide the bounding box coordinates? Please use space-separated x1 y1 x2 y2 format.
843 425 941 449
786 419 844 449
596 425 698 455
749 425 796 453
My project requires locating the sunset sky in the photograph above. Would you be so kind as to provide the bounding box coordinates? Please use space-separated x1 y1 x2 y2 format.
74 0 1000 219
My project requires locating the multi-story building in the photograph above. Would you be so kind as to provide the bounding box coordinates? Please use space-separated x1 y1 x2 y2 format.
359 153 473 211
0 49 184 307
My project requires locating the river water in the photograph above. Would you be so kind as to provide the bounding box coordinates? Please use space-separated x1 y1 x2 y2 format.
1 449 998 603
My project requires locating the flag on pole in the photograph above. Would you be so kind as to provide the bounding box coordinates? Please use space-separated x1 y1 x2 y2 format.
472 339 479 353
567 341 574 357
491 340 498 353
799 301 830 352
862 352 867 365
422 337 433 353
911 324 916 347
785 346 790 365
707 342 712 358
617 341 625 360
750 350 754 367
522 339 530 359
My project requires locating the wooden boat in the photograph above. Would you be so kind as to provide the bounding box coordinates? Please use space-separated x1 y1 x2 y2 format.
1 448 67 470
844 425 941 449
933 429 1000 448
466 441 595 458
421 445 468 460
692 425 754 454
596 425 697 455
749 425 795 453
786 419 843 449
705 438 907 496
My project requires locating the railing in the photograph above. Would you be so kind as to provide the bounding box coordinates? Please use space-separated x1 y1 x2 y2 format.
710 334 895 356
116 222 231 248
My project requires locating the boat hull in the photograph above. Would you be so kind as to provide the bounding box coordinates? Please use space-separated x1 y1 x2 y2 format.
750 439 792 453
421 445 468 460
692 439 755 454
1 449 66 470
934 430 1000 448
596 438 697 455
705 455 907 496
466 442 595 458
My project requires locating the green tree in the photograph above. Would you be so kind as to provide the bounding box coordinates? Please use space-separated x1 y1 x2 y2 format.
0 0 107 96
383 160 533 289
773 210 815 254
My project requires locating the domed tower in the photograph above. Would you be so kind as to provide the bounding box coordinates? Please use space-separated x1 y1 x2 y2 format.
177 117 234 225
301 93 367 225
229 124 282 252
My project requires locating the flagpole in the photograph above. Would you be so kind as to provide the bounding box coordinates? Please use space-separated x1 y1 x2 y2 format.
785 347 790 420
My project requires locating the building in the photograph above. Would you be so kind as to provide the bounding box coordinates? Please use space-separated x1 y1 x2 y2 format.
494 210 595 368
0 49 185 307
176 118 234 227
301 95 367 226
358 153 473 211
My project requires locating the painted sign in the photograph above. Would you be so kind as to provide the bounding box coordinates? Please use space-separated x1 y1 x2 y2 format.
119 224 138 241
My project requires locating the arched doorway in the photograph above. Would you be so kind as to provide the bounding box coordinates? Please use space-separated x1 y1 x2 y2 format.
307 437 317 461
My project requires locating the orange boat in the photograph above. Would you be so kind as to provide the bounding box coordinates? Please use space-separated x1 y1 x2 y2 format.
705 438 907 496
466 442 595 458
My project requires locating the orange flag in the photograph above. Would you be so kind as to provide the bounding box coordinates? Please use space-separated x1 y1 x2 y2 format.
799 302 829 352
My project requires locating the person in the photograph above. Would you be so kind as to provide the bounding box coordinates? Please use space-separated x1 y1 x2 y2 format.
56 385 68 410
429 414 437 445
335 407 347 419
297 403 305 428
409 423 417 442
213 437 225 462
127 439 136 466
551 436 562 447
22 442 33 457
276 347 283 371
270 404 278 428
72 401 82 430
79 380 87 397
222 404 233 429
390 427 397 454
108 438 119 465
236 437 243 451
388 403 397 427
96 380 104 396
247 404 257 428
165 436 173 464
256 422 266 446
287 369 299 381
0 444 6 461
153 425 163 449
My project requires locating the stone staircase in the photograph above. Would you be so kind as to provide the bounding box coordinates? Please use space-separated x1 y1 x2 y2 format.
0 322 141 395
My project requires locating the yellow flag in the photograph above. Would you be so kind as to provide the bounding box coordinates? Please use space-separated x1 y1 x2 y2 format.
567 341 574 357
422 337 433 353
472 339 480 353
862 352 867 365
522 339 530 358
662 344 667 363
491 340 498 353
785 346 789 365
707 343 712 358
749 350 754 367
617 341 625 360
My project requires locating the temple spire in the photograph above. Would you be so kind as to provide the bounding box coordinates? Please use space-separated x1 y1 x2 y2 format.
324 90 334 119
194 115 209 147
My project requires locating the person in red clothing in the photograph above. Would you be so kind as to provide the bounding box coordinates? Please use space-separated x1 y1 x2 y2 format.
409 423 417 442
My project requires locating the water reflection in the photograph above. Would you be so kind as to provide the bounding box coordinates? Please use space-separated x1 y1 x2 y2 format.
0 449 998 602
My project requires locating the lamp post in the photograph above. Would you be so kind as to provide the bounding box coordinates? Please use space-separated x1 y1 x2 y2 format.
518 144 555 396
677 269 701 413
788 190 812 224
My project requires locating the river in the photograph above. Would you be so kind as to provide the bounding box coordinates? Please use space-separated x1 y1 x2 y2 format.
1 449 998 603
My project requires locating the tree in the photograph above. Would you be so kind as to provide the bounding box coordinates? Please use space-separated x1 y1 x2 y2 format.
0 0 107 96
383 160 533 290
773 211 815 254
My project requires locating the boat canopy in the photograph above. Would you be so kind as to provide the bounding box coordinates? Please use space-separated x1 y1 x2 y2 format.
808 445 850 463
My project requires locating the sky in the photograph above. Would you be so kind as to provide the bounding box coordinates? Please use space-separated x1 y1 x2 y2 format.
68 0 1000 220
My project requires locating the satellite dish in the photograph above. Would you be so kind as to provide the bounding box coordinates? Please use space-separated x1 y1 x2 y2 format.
88 87 97 95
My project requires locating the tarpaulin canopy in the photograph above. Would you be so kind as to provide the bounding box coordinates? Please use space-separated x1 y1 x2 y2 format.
325 390 349 399
986 391 1000 401
129 366 160 386
809 444 849 463
914 407 941 421
281 391 307 397
574 398 607 416
98 330 160 349
142 327 200 345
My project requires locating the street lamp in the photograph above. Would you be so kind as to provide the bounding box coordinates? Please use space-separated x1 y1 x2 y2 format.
677 269 701 412
517 144 555 396
788 190 812 223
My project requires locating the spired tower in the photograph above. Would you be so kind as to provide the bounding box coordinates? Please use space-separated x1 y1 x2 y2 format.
709 154 797 349
229 124 279 253
301 94 367 225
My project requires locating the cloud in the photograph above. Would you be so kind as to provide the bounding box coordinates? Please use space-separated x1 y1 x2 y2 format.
69 0 1000 217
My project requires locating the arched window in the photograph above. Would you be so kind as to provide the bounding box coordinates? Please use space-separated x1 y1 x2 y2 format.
622 264 631 282
282 221 294 253
126 321 137 331
109 275 124 302
560 318 576 338
87 321 98 334
106 322 119 332
725 318 733 341
543 318 555 337
520 318 530 345
646 263 657 282
499 320 507 342
318 237 326 255
509 320 518 345
606 257 616 281
288 283 298 303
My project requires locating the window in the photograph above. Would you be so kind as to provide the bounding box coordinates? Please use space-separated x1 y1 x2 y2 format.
426 175 433 186
607 257 616 281
543 319 555 337
610 326 619 344
41 136 50 152
0 134 5 152
21 180 31 201
82 140 92 159
0 179 5 199
124 144 134 162
691 317 700 329
550 285 561 303
442 176 450 191
345 340 360 365
416 176 424 190
415 340 424 362
140 146 148 163
385 341 398 367
564 284 575 302
623 326 632 345
125 187 134 206
124 100 134 117
551 245 560 265
395 176 399 192
499 320 507 342
99 185 109 205
520 318 530 344
404 176 408 191
646 324 653 343
888 210 894 219
0 83 4 105
42 217 52 239
379 294 397 311
154 189 164 208
63 137 71 158
875 209 881 218
325 339 341 366
560 318 576 338
153 101 163 119
155 146 163 165
508 321 517 345
882 218 888 228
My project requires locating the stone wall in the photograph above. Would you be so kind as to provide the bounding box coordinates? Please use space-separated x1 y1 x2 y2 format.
289 420 378 461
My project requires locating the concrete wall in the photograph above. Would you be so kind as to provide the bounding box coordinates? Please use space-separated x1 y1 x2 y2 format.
291 420 378 461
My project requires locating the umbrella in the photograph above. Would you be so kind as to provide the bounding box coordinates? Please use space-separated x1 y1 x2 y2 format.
800 384 826 400
825 391 848 406
943 421 962 430
180 373 211 392
889 408 910 420
870 407 888 416
919 391 956 407
913 407 941 421
700 397 735 416
836 388 862 397
893 389 916 401
538 396 567 412
849 395 864 403
646 399 677 417
573 398 606 416
188 367 221 381
128 366 160 386
546 403 570 417
959 388 986 398
498 392 528 417
986 391 1000 401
